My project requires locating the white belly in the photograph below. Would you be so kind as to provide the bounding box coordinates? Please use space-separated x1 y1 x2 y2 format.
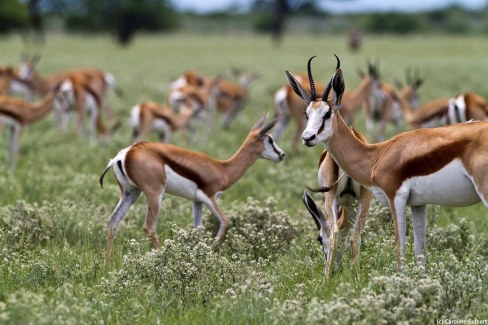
153 118 170 133
401 159 480 207
164 165 199 200
421 115 448 128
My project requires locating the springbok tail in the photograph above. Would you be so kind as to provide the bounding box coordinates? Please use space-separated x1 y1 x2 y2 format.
99 159 116 188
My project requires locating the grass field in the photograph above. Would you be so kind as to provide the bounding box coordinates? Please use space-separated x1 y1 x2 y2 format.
0 32 487 324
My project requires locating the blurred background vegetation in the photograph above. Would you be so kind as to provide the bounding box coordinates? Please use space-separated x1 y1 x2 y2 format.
2 0 488 46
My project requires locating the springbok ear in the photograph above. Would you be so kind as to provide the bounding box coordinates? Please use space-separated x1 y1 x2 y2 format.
251 112 269 131
302 190 327 231
286 70 311 105
258 112 283 139
331 69 345 108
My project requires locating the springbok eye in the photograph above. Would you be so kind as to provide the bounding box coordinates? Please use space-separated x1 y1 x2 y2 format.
268 137 274 144
323 110 332 120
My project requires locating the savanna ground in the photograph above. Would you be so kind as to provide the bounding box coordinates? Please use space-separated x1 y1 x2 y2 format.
0 32 487 324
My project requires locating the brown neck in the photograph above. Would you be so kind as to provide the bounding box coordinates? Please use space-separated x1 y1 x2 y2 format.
326 112 379 187
172 110 194 130
24 93 56 123
348 77 373 108
398 91 415 123
219 134 261 189
29 70 51 95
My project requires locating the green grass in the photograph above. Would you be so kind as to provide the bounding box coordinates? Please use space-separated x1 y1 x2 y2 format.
0 33 487 324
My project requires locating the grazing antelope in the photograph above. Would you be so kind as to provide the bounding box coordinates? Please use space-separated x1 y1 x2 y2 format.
19 55 119 127
169 70 212 112
214 72 259 129
448 92 488 124
303 128 371 278
288 55 488 269
100 113 285 261
0 85 67 167
129 100 201 143
0 66 34 99
58 75 119 142
273 59 377 153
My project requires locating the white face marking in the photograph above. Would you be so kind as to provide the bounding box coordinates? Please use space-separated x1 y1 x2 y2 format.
164 165 199 200
260 135 285 162
448 95 467 124
103 73 116 89
302 102 334 146
398 159 480 207
171 77 187 90
19 63 32 80
10 80 32 99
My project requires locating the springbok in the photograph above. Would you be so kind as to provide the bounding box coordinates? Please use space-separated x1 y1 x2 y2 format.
447 92 488 124
129 100 201 143
0 85 67 167
19 54 119 129
100 113 285 261
214 72 259 129
58 75 119 142
303 127 371 278
287 55 488 268
273 58 377 153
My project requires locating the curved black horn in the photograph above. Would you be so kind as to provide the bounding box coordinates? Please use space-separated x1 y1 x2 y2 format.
334 53 341 70
321 54 341 102
307 56 317 101
321 79 332 102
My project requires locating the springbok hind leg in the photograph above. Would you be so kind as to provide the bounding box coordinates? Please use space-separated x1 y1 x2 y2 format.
106 188 141 262
143 191 164 249
411 205 427 267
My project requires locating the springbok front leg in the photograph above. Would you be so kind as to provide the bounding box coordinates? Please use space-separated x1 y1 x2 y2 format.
350 187 372 275
199 194 229 239
106 188 141 262
192 201 203 228
7 123 21 168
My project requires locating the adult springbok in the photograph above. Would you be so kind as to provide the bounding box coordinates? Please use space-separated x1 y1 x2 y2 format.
100 113 285 261
447 92 488 124
303 127 371 278
287 55 488 268
0 85 67 167
273 59 377 153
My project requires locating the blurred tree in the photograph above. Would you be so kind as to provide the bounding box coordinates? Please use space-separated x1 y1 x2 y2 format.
64 0 178 46
0 0 29 33
252 0 318 46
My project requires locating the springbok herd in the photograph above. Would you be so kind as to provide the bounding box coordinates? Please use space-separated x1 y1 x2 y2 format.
1 53 487 277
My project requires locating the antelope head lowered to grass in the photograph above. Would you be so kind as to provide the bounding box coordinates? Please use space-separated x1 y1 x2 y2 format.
0 84 67 168
303 127 372 278
100 113 285 262
288 55 488 269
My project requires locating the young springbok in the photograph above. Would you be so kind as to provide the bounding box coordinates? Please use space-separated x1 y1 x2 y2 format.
100 113 285 261
303 127 371 278
287 55 488 269
0 85 66 167
129 100 201 143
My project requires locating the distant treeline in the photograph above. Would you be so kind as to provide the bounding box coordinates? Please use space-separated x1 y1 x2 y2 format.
2 0 488 46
